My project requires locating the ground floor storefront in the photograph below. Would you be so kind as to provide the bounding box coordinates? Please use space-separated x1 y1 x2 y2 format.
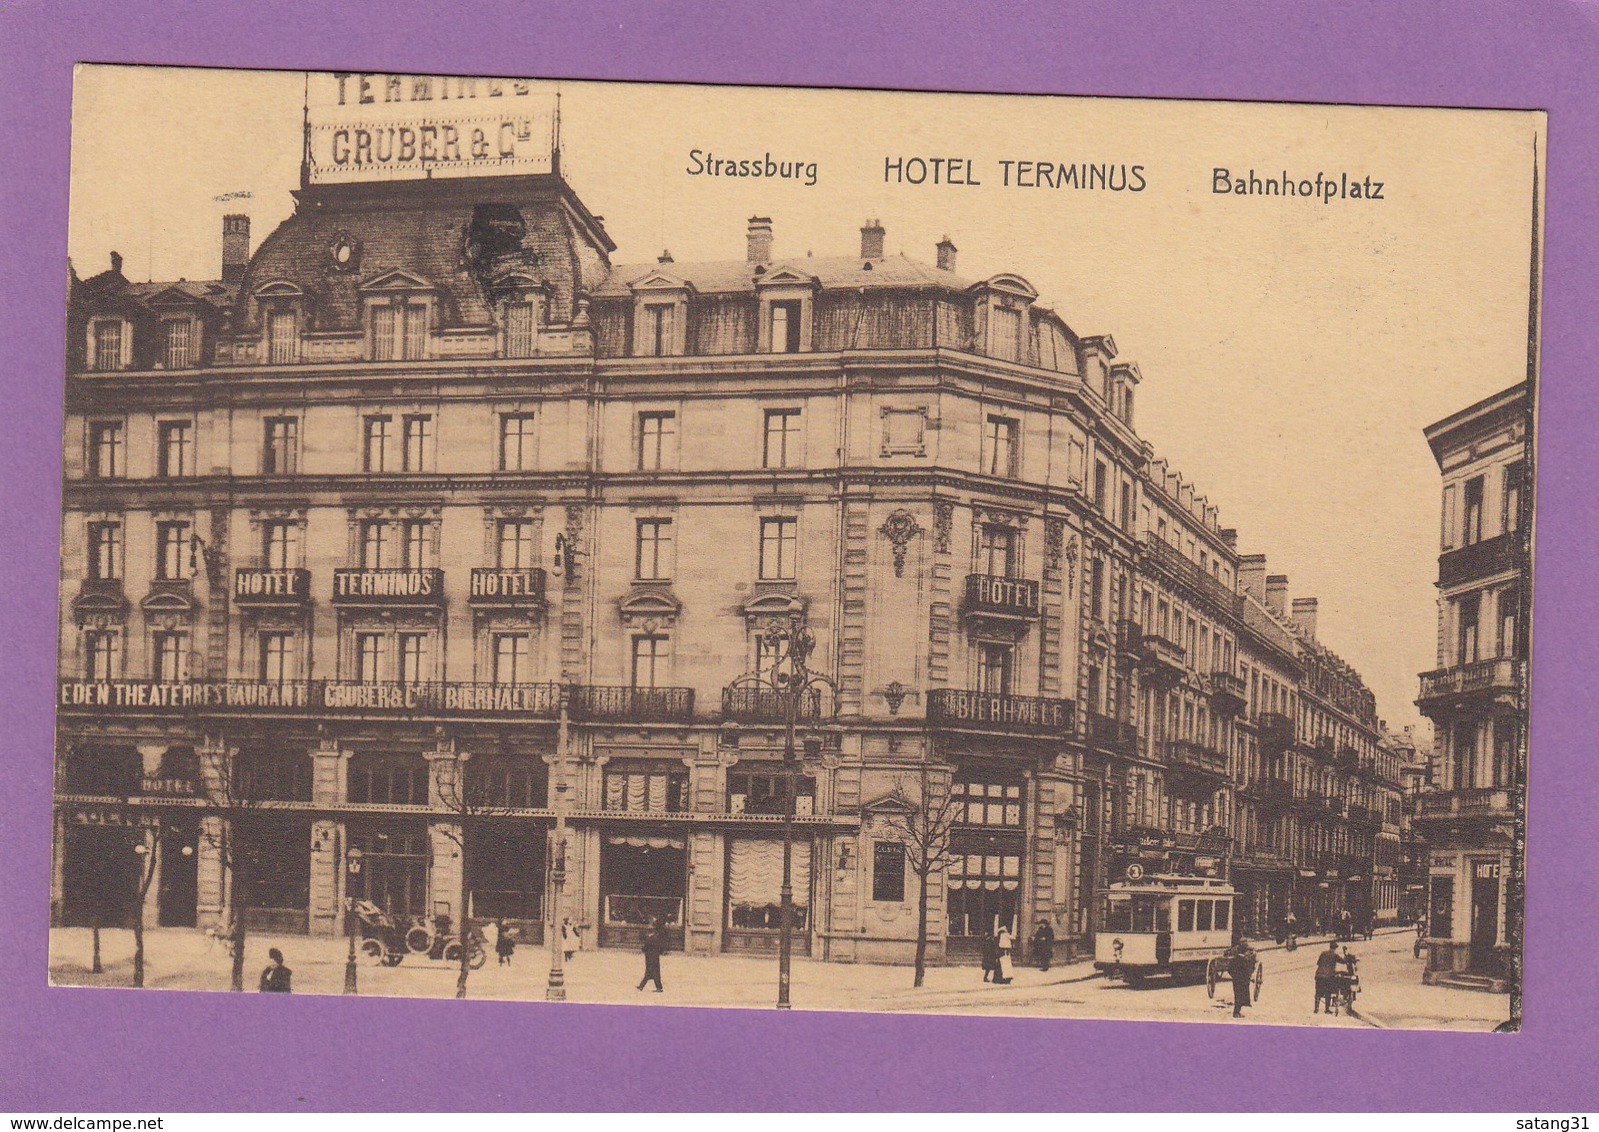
1422 843 1515 991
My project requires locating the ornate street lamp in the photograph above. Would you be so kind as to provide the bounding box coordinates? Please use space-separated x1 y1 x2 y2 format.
547 689 572 1002
344 847 363 995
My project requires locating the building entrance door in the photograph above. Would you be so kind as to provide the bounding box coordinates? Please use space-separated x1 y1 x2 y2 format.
1469 863 1500 972
157 816 199 927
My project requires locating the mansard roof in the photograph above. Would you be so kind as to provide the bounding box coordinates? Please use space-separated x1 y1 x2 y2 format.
594 253 974 298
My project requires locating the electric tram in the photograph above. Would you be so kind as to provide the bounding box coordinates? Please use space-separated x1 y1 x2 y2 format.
1094 872 1251 989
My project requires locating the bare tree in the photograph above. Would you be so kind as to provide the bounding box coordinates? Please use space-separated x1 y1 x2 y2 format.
434 748 518 1000
128 821 166 989
198 745 279 992
876 766 961 988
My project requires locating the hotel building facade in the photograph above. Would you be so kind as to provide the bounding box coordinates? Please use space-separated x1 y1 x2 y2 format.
53 162 1404 964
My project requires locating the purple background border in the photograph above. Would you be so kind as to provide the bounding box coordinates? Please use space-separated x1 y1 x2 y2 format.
3 0 1596 1112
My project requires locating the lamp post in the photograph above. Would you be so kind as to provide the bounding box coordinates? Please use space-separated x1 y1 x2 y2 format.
547 688 571 1002
344 847 363 995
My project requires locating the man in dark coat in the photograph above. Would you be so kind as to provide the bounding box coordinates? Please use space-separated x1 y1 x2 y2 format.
980 930 999 982
1031 920 1055 972
1227 942 1257 1018
258 947 292 993
1313 940 1341 1012
637 920 665 992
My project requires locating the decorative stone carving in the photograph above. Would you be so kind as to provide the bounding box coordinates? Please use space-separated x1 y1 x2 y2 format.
932 500 954 554
1044 519 1065 571
1064 535 1080 594
877 509 923 577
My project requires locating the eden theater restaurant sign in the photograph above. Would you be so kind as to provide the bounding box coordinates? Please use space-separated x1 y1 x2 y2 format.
308 72 557 182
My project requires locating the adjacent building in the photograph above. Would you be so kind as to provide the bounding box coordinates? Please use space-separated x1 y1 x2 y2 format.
1413 383 1531 990
53 157 1405 965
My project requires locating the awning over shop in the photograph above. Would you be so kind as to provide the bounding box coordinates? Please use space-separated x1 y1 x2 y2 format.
726 838 811 909
605 834 686 850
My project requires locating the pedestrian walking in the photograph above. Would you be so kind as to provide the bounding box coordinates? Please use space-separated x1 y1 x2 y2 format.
562 917 580 962
1227 941 1257 1018
495 921 515 966
1313 940 1340 1013
994 923 1015 984
258 947 292 993
637 919 666 992
1339 907 1354 941
1031 919 1055 972
980 929 999 982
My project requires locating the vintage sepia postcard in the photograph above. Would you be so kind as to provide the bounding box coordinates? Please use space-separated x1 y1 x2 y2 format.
50 64 1538 1034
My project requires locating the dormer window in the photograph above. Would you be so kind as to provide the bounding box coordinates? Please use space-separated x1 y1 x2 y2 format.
771 301 801 353
372 300 428 361
91 319 125 372
643 303 676 357
503 299 538 358
266 308 298 364
991 306 1023 362
163 318 194 369
976 275 1038 364
629 273 691 357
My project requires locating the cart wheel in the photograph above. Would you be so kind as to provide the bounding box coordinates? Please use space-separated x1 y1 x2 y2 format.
405 926 432 954
468 943 487 971
443 942 463 963
1253 962 1264 1002
1205 958 1219 999
360 939 384 961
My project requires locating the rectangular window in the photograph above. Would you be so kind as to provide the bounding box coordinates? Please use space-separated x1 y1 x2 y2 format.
1177 898 1195 932
260 632 296 683
262 521 300 570
87 421 124 479
770 301 802 353
499 413 537 472
763 409 802 469
605 765 690 813
977 524 1014 577
1093 460 1108 511
631 635 669 689
267 309 297 364
347 755 429 806
1462 476 1485 546
355 633 386 683
402 415 432 472
1195 900 1214 932
403 304 427 359
93 321 123 371
758 517 798 580
503 301 537 358
871 842 906 903
1429 876 1454 940
977 643 1013 696
398 633 429 685
635 518 673 581
1441 484 1458 550
953 780 1023 826
163 319 193 369
263 417 299 475
1498 589 1520 658
373 306 397 361
497 519 536 569
1090 558 1105 620
727 770 815 816
363 415 392 473
1502 462 1524 535
85 630 120 681
154 521 191 581
643 304 675 357
985 415 1017 477
360 520 389 569
87 521 122 581
638 411 676 471
1120 482 1133 530
493 634 532 685
991 306 1023 362
157 421 194 478
1457 593 1481 665
401 521 430 569
152 631 188 683
372 304 426 361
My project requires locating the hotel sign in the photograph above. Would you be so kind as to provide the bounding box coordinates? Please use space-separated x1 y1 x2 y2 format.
468 567 546 604
308 73 556 184
332 568 445 603
234 568 310 605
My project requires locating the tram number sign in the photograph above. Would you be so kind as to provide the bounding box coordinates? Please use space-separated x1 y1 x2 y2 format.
1124 863 1145 881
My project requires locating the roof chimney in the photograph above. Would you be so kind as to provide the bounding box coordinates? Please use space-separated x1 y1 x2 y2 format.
747 217 773 264
657 249 674 264
1291 597 1319 640
221 214 250 286
1265 574 1289 618
1237 554 1267 602
861 219 885 260
1218 528 1238 552
109 251 123 276
936 236 957 272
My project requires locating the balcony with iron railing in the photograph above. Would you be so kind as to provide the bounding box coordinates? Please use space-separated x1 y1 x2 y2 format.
331 568 446 605
1085 711 1139 757
1209 671 1247 717
232 568 312 607
1345 802 1379 828
1256 712 1294 756
721 685 825 724
1243 776 1295 810
569 684 695 723
1335 744 1360 771
1166 739 1229 780
1140 532 1245 617
926 688 1075 735
1417 658 1524 717
1117 619 1144 655
1437 531 1523 587
962 573 1042 620
1410 787 1516 824
1306 735 1337 763
1138 633 1187 685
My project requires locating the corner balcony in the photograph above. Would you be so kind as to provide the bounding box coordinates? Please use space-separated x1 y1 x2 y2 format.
1256 712 1294 756
1437 531 1522 587
1208 671 1247 717
232 568 312 607
1416 658 1524 719
467 567 546 609
962 573 1041 622
926 688 1074 735
1085 711 1139 758
1164 739 1229 795
569 684 695 723
1138 633 1187 686
331 568 446 606
1410 787 1516 829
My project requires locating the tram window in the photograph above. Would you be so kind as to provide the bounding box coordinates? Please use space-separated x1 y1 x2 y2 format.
1196 901 1214 932
1177 899 1195 932
1131 901 1156 933
1155 901 1171 932
1215 902 1230 931
1104 896 1133 932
